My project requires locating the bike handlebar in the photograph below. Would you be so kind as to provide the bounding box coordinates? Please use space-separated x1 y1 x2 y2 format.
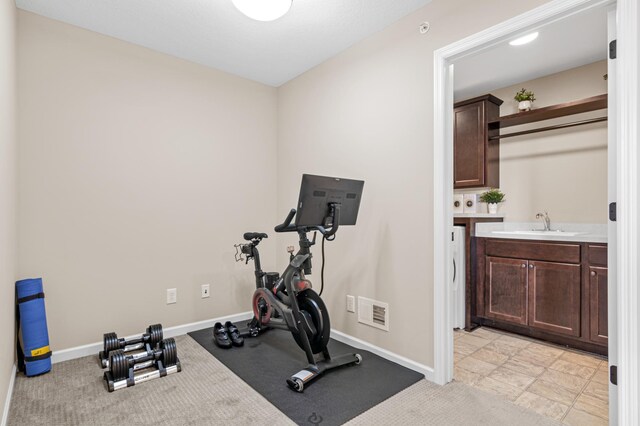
274 209 297 233
274 204 341 237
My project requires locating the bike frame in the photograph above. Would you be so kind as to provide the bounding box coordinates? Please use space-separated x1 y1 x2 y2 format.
239 204 360 392
244 230 323 365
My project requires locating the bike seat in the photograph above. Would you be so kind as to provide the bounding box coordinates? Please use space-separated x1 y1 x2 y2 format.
243 232 268 241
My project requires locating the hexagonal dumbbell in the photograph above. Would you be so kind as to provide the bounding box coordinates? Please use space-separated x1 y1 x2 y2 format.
98 324 163 368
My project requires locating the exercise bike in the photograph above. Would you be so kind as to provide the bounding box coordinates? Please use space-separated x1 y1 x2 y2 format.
235 174 364 392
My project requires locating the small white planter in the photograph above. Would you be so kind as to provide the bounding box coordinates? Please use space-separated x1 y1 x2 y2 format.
487 203 499 214
518 100 532 111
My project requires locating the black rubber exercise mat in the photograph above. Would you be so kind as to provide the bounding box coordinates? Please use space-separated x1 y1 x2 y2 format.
188 326 424 426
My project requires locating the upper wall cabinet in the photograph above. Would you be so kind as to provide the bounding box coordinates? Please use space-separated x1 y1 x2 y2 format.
453 95 503 189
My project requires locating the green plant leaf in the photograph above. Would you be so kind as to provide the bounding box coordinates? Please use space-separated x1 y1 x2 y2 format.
479 188 506 204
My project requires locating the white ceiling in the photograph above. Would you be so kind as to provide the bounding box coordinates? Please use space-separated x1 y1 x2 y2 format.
453 6 608 101
16 0 432 87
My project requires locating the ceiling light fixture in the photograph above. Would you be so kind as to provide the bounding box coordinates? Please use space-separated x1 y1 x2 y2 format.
232 0 292 22
509 32 539 46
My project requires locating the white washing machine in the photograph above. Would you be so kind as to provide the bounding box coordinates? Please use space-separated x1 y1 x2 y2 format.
451 226 466 330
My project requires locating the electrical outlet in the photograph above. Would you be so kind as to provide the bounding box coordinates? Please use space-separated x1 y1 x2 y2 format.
346 295 355 313
201 284 210 298
166 288 177 304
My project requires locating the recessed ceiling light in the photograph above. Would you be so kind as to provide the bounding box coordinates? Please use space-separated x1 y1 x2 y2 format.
232 0 293 22
509 32 539 46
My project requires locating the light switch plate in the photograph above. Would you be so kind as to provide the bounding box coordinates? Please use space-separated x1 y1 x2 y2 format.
167 288 177 304
346 295 355 313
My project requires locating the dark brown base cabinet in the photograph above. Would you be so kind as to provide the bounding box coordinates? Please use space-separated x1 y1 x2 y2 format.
588 244 609 346
474 238 608 355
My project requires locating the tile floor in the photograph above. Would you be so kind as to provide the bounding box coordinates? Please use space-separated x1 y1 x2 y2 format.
454 327 609 425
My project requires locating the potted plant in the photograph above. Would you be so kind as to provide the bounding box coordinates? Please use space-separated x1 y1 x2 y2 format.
514 88 536 111
479 188 506 214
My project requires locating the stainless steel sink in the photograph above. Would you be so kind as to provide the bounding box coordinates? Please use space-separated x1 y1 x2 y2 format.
492 230 586 237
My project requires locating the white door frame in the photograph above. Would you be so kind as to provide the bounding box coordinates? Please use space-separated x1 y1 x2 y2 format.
432 0 639 423
613 1 639 425
606 7 618 424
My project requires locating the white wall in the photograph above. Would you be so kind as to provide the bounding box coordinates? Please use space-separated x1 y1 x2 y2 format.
16 0 563 371
18 11 278 350
489 60 608 223
277 0 548 367
0 0 17 417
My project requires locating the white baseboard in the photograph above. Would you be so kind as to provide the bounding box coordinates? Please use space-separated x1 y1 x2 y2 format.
1 363 17 426
51 311 253 364
49 311 434 384
330 329 435 382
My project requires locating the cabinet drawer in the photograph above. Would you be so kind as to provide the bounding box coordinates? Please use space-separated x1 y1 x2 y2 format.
588 245 608 267
486 240 581 264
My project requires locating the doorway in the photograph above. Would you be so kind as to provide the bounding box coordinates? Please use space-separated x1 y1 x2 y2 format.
432 0 639 424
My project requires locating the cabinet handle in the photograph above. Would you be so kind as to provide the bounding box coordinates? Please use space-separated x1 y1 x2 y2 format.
522 264 526 268
591 271 597 276
529 264 534 269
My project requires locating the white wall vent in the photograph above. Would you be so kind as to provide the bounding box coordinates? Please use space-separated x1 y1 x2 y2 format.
357 296 389 331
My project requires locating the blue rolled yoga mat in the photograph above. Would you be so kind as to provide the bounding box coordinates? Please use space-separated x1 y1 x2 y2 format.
16 278 52 376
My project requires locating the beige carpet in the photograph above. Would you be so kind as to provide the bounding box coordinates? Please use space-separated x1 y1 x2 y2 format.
8 335 561 425
346 380 560 425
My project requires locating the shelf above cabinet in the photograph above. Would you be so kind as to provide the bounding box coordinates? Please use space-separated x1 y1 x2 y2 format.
487 94 608 141
488 94 607 129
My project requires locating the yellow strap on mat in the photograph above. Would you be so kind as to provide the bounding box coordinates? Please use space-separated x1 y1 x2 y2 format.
31 345 50 357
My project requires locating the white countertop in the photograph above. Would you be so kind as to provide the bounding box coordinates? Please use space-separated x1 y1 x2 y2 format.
475 222 607 243
454 213 505 218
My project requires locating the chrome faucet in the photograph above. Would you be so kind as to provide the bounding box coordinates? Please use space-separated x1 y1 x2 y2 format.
536 211 551 231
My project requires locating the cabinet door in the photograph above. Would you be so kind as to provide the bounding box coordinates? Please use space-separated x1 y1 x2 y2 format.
485 256 528 325
454 102 485 188
589 266 608 344
528 261 581 337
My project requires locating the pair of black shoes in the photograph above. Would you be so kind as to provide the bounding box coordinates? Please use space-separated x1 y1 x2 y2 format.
213 321 244 349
